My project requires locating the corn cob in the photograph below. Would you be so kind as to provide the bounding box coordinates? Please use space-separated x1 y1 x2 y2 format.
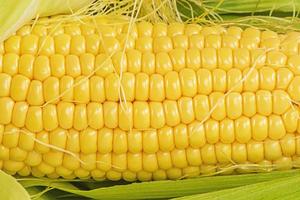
0 19 300 181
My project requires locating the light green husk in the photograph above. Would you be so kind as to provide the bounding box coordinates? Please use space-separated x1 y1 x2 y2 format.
18 170 300 200
0 0 92 42
0 170 30 200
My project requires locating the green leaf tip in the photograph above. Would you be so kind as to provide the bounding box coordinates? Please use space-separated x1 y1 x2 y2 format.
0 170 30 200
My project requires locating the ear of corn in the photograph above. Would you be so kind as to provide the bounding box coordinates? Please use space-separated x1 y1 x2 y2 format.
0 18 300 181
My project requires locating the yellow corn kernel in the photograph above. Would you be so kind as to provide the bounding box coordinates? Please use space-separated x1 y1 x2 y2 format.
220 119 235 144
34 131 49 153
288 76 300 101
235 116 251 143
0 97 14 124
63 153 80 171
135 73 149 101
42 104 58 131
247 140 264 163
25 106 43 133
233 49 250 69
171 149 188 168
43 151 63 167
74 76 89 103
201 144 217 165
218 48 233 71
127 49 142 73
268 115 286 140
57 102 74 129
157 151 172 170
243 68 259 92
193 95 210 122
169 49 185 72
158 126 175 151
173 124 189 149
143 130 159 154
137 21 153 37
112 153 126 172
87 103 104 130
143 153 158 172
282 108 299 133
264 139 282 161
196 69 212 95
201 48 217 70
27 80 44 106
251 114 268 141
259 67 276 90
59 76 74 101
50 54 66 78
232 143 247 163
66 129 80 153
173 35 188 49
10 75 30 101
156 52 172 75
178 97 195 124
90 76 105 102
0 73 11 97
113 129 127 154
5 35 21 54
73 104 88 131
213 69 227 93
276 68 295 89
97 128 113 154
226 92 242 120
278 68 294 89
121 72 135 101
149 102 165 129
186 49 201 70
18 166 31 177
96 153 112 172
280 134 296 157
80 128 97 154
205 119 219 144
209 92 226 121
128 153 142 172
80 153 96 171
163 100 180 127
18 130 35 151
3 53 19 76
136 37 153 53
127 130 142 153
9 147 27 162
112 52 127 74
242 92 256 117
43 77 59 103
188 121 206 148
165 71 181 100
215 143 232 164
149 74 165 101
0 145 9 160
3 160 24 173
222 35 239 48
133 101 150 129
49 128 67 149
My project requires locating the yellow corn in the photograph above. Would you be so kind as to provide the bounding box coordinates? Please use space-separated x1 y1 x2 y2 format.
0 20 300 181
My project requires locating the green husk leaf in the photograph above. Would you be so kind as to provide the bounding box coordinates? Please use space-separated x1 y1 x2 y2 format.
0 0 92 42
203 0 300 14
19 170 300 200
0 170 30 200
173 174 300 200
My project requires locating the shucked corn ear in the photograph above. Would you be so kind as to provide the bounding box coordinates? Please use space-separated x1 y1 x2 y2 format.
1 18 300 181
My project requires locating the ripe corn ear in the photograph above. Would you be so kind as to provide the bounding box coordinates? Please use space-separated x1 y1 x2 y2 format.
0 19 300 181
